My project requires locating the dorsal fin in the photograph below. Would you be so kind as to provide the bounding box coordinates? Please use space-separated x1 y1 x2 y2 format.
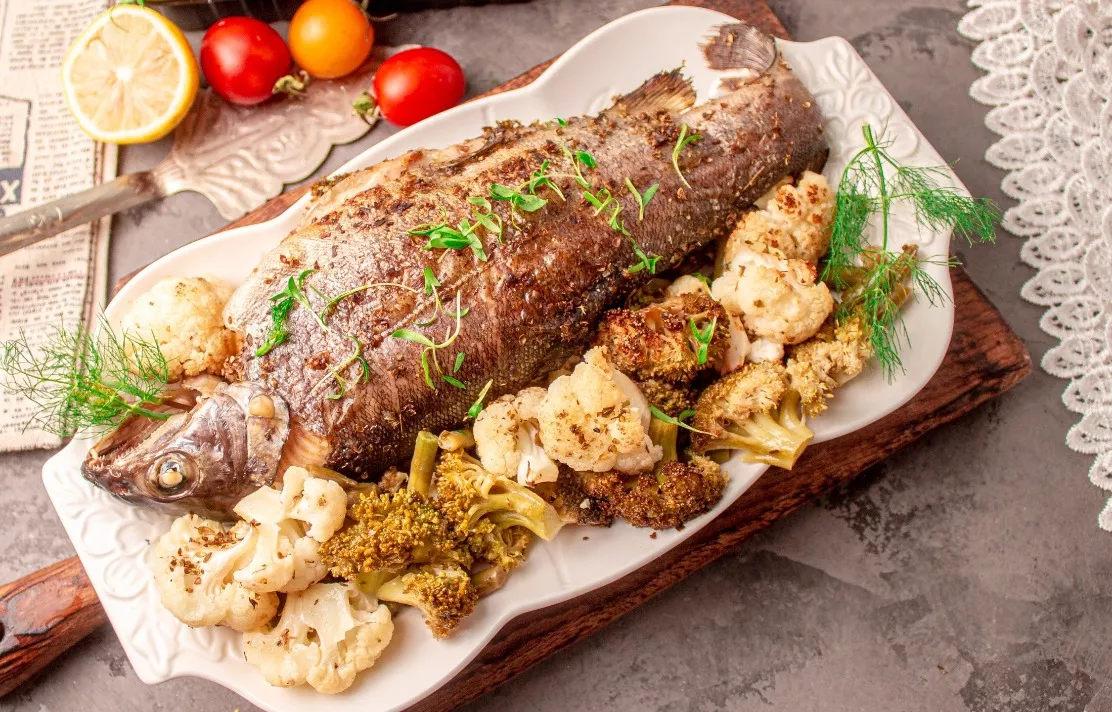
611 69 696 115
701 23 777 73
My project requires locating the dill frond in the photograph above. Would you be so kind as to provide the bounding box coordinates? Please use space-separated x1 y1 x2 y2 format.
0 320 171 438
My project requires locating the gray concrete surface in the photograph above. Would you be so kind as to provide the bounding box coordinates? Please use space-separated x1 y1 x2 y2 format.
0 0 1102 710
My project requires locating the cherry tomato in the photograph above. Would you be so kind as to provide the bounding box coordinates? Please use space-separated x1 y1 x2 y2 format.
200 17 291 106
289 0 374 80
372 47 466 127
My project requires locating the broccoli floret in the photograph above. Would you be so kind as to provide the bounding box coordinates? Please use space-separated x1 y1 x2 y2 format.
533 468 615 527
594 293 729 383
465 477 564 541
463 517 533 571
637 378 697 415
320 489 461 580
690 362 813 469
375 564 478 639
787 312 872 417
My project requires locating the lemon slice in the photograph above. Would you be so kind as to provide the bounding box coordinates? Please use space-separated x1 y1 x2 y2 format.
62 5 199 144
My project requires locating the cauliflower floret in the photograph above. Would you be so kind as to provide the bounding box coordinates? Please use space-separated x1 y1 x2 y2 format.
473 387 558 486
665 274 712 298
537 347 662 475
243 582 393 694
232 484 331 593
724 171 835 265
712 252 833 346
151 514 278 632
787 313 872 416
121 276 239 381
280 466 347 542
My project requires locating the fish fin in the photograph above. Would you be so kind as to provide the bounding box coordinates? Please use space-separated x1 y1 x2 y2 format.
701 23 778 73
612 69 696 115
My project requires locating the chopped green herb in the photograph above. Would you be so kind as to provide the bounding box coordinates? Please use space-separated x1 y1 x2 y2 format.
649 404 710 435
256 269 318 356
625 178 659 221
560 145 596 188
626 237 660 274
553 117 567 127
453 351 465 372
467 379 494 419
608 203 630 236
390 329 437 348
467 196 491 210
691 272 712 288
689 316 717 365
423 267 441 295
671 123 702 189
584 187 612 213
442 374 466 389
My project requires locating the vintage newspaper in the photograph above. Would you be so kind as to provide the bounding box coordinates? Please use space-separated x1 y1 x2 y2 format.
0 0 115 450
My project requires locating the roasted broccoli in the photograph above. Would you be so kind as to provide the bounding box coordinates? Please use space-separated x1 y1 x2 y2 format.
787 312 872 416
690 362 814 469
533 467 615 527
582 419 727 529
637 378 697 415
375 564 478 638
594 293 729 383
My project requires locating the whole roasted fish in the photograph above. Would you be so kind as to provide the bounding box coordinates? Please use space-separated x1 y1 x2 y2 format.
84 39 827 516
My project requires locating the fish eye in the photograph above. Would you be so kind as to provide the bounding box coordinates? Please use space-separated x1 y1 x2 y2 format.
151 457 192 492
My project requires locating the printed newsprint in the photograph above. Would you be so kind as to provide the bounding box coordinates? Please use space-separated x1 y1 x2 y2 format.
0 0 115 450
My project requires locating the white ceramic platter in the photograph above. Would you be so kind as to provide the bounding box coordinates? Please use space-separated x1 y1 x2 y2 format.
42 6 962 711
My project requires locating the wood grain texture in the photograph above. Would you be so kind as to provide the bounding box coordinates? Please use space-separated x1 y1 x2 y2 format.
0 0 1031 706
0 556 106 697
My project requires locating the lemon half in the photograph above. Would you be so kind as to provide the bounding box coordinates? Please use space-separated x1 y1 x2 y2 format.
62 5 199 144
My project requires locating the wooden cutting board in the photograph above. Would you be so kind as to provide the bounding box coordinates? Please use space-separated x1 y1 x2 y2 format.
0 0 1031 707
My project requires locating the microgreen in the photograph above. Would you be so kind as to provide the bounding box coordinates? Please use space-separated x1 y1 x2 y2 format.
560 145 596 189
467 379 494 419
671 123 702 189
625 179 659 221
391 292 467 390
583 187 613 214
626 237 660 275
552 117 567 127
649 404 710 435
313 334 370 400
257 269 318 356
423 267 441 295
608 203 630 236
688 316 717 365
453 352 465 372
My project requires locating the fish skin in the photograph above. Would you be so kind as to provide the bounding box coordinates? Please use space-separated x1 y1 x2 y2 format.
223 62 827 478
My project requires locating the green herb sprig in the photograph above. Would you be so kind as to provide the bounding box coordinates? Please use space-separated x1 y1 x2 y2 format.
627 237 660 275
688 316 717 366
671 123 702 189
649 404 709 435
391 292 467 390
467 378 494 419
824 123 999 378
1 321 171 437
625 178 659 221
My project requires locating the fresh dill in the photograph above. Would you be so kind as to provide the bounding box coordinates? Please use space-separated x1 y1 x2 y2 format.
626 237 660 275
688 316 717 366
671 123 702 189
467 378 494 419
0 321 171 437
625 178 659 221
649 404 710 435
823 123 999 378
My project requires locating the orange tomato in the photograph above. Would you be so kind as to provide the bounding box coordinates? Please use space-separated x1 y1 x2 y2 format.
288 0 374 79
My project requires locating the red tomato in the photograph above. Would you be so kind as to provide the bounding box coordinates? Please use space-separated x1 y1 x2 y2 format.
200 17 291 106
372 47 466 127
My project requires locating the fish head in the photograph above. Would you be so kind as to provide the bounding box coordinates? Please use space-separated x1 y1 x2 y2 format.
82 379 290 519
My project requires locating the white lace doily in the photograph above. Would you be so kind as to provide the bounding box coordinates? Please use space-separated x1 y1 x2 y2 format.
960 0 1112 527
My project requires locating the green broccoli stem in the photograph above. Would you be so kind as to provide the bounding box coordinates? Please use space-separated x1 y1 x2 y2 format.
355 569 399 598
408 430 439 496
648 419 678 463
719 394 814 470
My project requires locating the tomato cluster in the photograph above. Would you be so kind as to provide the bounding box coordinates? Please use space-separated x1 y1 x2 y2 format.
199 0 465 126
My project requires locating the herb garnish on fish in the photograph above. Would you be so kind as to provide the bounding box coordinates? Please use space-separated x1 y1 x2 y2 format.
626 237 660 275
672 123 702 189
391 292 466 390
625 178 660 221
0 321 170 437
467 378 494 419
822 123 999 377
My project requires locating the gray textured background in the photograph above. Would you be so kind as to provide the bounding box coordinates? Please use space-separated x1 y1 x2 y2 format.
3 0 1103 710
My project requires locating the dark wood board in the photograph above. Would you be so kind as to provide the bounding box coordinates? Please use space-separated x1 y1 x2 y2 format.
0 0 1031 706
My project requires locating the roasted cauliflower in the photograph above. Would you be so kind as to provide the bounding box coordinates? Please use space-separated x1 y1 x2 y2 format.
690 361 813 469
150 514 278 631
473 387 558 486
120 276 239 381
724 171 835 265
232 484 330 594
593 293 728 383
711 248 833 347
787 312 873 416
242 581 393 694
537 347 662 474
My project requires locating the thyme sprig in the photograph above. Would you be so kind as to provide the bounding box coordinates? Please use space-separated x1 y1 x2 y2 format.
0 321 171 437
824 123 999 378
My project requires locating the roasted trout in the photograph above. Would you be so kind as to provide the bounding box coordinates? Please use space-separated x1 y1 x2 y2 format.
84 35 826 514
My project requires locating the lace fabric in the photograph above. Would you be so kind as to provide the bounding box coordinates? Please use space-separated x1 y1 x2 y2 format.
960 0 1112 527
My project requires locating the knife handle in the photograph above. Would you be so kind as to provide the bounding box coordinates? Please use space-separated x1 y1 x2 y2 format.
0 555 107 697
0 172 160 258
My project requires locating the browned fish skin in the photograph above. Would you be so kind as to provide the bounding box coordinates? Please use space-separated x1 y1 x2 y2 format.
223 62 827 478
